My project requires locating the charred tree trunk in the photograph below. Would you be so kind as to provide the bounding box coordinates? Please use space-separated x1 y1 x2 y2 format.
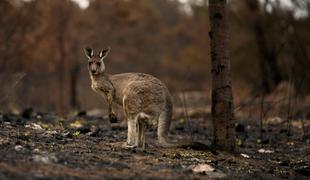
55 1 71 115
247 0 283 93
254 22 282 93
208 0 235 151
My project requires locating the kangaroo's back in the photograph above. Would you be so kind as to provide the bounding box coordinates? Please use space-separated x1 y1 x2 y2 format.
119 73 172 117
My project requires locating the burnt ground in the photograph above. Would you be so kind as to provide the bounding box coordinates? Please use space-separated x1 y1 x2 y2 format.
0 108 309 180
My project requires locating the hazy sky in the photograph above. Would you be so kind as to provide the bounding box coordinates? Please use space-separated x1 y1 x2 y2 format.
71 0 307 17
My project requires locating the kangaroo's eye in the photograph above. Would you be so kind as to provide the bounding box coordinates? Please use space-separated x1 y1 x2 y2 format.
88 62 92 66
96 62 101 66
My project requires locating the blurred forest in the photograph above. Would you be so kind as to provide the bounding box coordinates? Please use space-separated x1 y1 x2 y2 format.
0 0 310 117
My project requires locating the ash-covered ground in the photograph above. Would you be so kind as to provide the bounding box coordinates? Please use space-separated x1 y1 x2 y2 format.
0 107 309 179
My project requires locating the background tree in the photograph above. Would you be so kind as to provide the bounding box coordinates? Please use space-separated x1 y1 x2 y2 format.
209 0 235 151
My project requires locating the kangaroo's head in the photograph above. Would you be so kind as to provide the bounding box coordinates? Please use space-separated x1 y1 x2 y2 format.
84 47 110 76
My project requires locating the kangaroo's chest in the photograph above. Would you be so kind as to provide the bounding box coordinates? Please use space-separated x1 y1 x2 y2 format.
91 81 110 96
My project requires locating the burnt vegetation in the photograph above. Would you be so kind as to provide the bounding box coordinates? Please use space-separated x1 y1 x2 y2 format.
0 0 310 179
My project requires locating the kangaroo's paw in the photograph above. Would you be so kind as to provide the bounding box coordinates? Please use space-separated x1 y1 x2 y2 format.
109 113 118 123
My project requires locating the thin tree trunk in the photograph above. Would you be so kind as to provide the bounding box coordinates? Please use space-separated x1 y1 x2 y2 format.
209 0 235 151
58 32 66 115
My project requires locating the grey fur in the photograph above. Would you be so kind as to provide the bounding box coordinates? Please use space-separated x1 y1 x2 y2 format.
84 47 176 148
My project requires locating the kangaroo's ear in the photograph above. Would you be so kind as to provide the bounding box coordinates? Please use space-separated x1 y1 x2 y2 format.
99 47 111 59
84 47 93 59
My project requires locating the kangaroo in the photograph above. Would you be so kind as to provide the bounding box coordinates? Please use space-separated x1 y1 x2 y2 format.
84 47 207 149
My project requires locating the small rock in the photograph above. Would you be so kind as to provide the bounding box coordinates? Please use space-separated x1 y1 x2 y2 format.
33 153 58 164
33 148 40 153
62 131 70 137
46 130 57 135
25 123 43 130
191 164 215 174
14 145 24 151
267 117 283 124
287 141 294 146
190 164 226 178
258 148 274 153
241 153 250 158
206 159 214 163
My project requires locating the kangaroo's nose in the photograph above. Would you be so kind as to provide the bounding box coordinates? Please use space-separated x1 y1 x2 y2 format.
91 70 96 74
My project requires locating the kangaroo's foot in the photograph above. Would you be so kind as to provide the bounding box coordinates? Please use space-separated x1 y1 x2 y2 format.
122 142 137 149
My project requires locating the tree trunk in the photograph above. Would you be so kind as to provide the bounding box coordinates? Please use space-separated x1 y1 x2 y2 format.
247 0 283 93
254 22 282 93
58 31 66 115
208 0 235 151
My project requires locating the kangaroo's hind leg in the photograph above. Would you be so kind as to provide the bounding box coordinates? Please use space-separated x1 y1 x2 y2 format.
125 118 137 148
135 113 150 149
123 96 137 148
